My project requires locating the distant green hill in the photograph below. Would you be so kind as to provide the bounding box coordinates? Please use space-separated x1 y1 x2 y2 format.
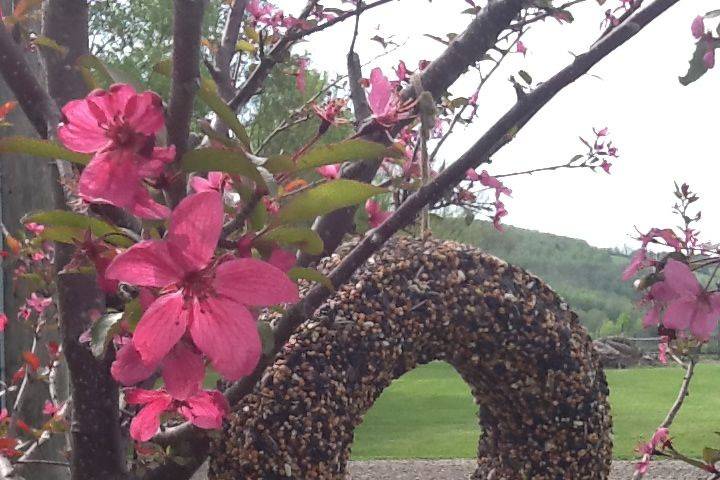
430 217 646 338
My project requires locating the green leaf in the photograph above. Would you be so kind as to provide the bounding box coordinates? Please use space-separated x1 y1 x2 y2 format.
122 298 143 331
77 55 144 91
90 312 123 358
248 201 267 232
257 321 274 356
277 179 386 224
154 59 251 148
287 267 334 291
262 154 294 174
263 227 324 255
235 40 256 53
294 140 402 172
181 148 265 186
519 70 533 85
33 36 68 57
24 210 132 247
680 40 711 86
198 77 252 148
0 137 90 165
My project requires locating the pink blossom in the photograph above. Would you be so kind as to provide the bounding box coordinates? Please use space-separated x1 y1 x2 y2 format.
296 58 308 93
365 199 391 229
78 147 173 219
105 191 298 381
594 127 609 137
267 248 296 272
651 427 670 449
516 40 527 56
622 248 647 281
316 164 341 180
25 223 44 235
59 84 164 154
112 339 205 401
658 336 668 364
125 387 229 442
703 47 715 69
367 68 407 127
600 160 612 174
190 172 227 193
466 169 481 182
42 400 59 416
640 228 682 251
658 342 668 364
395 61 409 82
691 15 705 39
27 293 52 314
493 200 508 232
479 170 512 199
649 259 720 340
0 313 6 332
311 99 347 128
58 84 173 219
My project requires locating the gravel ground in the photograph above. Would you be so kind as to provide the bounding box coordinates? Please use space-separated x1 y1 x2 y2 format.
194 460 707 479
346 460 707 479
350 460 707 480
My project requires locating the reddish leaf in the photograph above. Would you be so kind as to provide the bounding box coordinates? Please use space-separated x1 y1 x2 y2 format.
22 351 40 371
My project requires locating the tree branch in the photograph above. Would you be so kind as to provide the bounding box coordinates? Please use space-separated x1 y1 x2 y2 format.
166 0 207 206
167 0 207 159
347 4 371 126
57 273 127 480
302 0 525 264
41 3 130 480
0 24 58 138
215 0 248 100
632 357 696 480
228 0 393 111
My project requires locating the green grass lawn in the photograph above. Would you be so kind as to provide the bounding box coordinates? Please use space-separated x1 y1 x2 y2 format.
351 362 720 460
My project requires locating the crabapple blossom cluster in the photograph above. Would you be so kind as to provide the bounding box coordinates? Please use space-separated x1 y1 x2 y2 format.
623 184 720 343
55 85 302 441
58 84 174 219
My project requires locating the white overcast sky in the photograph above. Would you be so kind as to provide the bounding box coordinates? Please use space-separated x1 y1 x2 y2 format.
276 0 718 249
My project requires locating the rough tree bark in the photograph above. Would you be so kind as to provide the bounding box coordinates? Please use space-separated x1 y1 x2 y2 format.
40 2 129 480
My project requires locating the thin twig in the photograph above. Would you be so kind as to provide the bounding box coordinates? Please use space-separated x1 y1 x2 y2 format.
632 357 696 480
228 0 393 111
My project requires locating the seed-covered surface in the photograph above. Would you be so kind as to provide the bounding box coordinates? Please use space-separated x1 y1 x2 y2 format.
210 236 613 479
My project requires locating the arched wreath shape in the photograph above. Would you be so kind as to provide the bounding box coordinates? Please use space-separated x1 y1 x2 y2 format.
210 236 613 479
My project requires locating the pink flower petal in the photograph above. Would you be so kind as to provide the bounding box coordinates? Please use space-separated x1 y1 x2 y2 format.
267 249 296 272
78 149 141 209
125 91 164 135
136 146 176 179
662 298 694 332
691 15 704 39
58 99 111 153
662 260 700 297
368 68 392 117
189 296 261 381
178 389 229 430
133 291 189 366
622 249 646 281
161 342 204 401
106 241 185 288
212 258 299 307
129 187 171 220
111 340 158 386
128 394 173 442
190 176 213 193
167 191 224 272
